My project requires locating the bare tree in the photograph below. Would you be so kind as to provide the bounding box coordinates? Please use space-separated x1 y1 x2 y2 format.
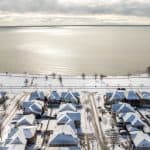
58 75 63 86
94 73 98 80
127 73 132 79
24 78 28 87
100 74 106 85
81 73 85 80
147 66 150 76
51 72 56 79
45 75 48 81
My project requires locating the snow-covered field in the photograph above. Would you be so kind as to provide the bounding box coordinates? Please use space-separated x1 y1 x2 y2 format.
0 73 150 92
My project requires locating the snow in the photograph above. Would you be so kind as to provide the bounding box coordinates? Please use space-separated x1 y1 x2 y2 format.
58 103 76 112
0 73 150 150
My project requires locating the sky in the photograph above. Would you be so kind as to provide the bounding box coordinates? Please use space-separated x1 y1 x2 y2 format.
0 0 150 25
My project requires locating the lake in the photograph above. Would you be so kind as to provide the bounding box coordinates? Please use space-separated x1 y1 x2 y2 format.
0 26 150 75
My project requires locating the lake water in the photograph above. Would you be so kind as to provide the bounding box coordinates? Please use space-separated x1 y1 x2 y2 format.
0 26 150 75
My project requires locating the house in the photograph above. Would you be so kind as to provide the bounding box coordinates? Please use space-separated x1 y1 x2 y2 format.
16 114 35 126
6 125 36 146
58 111 81 128
5 128 27 145
104 92 113 104
131 118 145 129
139 91 150 107
21 99 44 110
125 90 140 106
57 114 71 125
58 104 76 112
112 103 135 114
108 90 125 104
120 112 145 129
130 131 150 150
30 90 45 100
126 124 140 132
122 112 138 124
61 92 79 104
24 102 44 117
73 92 80 98
47 147 81 150
48 125 78 147
61 92 68 100
19 126 37 144
0 144 26 150
48 91 61 105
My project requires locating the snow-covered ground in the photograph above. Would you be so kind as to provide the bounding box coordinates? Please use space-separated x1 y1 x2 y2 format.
0 73 150 93
0 73 149 150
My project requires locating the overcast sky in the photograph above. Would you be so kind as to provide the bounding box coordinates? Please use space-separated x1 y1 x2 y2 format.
0 0 150 25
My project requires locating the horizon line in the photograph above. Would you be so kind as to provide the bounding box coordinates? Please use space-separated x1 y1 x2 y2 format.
0 24 150 28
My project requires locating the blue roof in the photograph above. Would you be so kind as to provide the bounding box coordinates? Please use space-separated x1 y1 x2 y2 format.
50 91 61 101
110 90 125 101
126 125 140 132
73 92 80 97
0 91 6 97
112 103 122 111
126 91 139 100
64 92 78 103
112 103 134 113
30 90 45 100
141 92 150 100
61 92 68 99
106 92 113 98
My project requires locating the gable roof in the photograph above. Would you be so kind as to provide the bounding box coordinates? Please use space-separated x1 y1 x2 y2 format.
24 103 43 115
130 131 150 148
30 90 45 100
7 129 27 145
49 91 61 101
109 90 125 101
49 133 78 146
21 99 44 109
141 91 150 100
1 144 26 150
16 114 35 126
49 124 78 146
58 111 81 121
19 126 37 139
131 118 144 127
125 90 140 100
59 103 76 112
64 92 78 103
73 92 80 98
112 103 134 113
126 125 140 132
47 147 80 150
122 112 137 123
61 92 68 99
57 114 71 125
